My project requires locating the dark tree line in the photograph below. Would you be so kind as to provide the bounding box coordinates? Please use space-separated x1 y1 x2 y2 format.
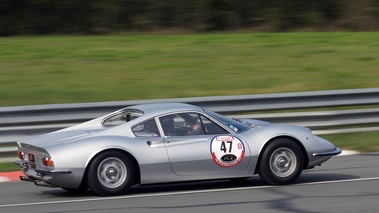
0 0 378 36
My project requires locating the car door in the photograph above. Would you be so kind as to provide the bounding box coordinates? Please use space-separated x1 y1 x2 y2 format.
159 112 250 176
131 118 174 183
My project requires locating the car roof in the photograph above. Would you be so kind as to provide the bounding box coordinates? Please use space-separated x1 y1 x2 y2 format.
125 102 205 118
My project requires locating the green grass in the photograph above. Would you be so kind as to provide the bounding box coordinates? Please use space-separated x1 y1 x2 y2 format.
323 131 379 153
0 162 18 172
0 32 379 106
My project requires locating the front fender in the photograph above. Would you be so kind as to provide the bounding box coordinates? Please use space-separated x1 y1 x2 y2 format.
242 124 313 155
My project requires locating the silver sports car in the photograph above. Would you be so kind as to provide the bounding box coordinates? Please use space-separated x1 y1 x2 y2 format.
16 103 341 196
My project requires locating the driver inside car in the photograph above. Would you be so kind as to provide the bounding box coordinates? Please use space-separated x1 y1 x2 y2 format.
187 119 202 135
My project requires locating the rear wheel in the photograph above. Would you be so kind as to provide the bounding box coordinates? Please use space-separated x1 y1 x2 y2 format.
87 151 135 196
259 138 303 185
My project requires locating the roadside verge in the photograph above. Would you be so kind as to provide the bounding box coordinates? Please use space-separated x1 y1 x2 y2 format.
0 171 23 182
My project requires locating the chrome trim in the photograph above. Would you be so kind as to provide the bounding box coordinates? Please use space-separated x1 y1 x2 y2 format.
312 147 341 156
20 176 34 182
35 169 72 175
20 175 56 187
34 180 55 188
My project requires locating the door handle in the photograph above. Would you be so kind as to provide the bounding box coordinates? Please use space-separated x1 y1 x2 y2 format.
147 140 165 147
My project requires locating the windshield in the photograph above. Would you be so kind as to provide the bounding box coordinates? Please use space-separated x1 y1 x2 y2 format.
205 110 250 133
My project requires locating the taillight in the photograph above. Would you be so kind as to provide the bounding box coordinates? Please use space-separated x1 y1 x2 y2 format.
42 157 54 167
17 150 25 159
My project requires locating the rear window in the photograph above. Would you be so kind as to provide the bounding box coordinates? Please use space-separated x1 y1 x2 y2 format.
103 110 143 127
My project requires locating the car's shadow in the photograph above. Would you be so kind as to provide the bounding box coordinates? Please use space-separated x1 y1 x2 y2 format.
41 173 359 198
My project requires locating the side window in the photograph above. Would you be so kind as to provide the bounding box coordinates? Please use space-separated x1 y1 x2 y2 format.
132 119 160 137
159 114 179 136
159 113 228 136
160 113 203 136
185 113 205 136
199 115 229 134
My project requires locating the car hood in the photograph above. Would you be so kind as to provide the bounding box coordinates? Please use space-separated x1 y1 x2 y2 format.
21 130 92 148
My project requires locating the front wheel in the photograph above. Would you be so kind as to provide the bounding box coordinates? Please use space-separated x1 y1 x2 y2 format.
87 151 135 196
259 138 304 185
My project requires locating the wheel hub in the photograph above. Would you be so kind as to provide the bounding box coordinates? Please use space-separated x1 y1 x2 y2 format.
106 167 118 180
97 157 127 188
269 147 297 178
277 157 289 168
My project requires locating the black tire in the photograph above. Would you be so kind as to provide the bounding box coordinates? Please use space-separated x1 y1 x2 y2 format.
258 138 304 185
87 151 135 196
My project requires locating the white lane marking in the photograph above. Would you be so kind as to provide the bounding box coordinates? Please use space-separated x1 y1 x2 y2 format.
339 150 359 156
0 177 10 182
1 176 379 208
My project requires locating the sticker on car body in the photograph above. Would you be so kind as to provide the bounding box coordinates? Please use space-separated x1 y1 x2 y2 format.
210 136 245 167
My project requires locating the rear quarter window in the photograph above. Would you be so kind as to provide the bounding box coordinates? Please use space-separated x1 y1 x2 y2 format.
103 110 143 127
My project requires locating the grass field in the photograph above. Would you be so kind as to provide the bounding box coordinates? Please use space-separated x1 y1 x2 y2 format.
0 32 378 172
0 162 18 172
1 32 378 106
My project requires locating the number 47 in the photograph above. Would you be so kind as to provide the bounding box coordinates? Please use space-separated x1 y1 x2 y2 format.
220 141 243 153
220 141 233 153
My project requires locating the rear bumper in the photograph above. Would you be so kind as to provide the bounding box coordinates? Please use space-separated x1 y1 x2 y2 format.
16 160 78 188
18 169 73 188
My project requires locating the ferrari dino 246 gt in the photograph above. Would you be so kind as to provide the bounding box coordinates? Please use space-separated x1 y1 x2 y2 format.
16 103 341 195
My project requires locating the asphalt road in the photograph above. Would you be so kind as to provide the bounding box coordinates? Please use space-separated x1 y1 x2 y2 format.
0 154 378 213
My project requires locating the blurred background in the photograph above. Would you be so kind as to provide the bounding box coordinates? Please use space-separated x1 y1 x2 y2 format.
1 0 379 106
1 0 379 35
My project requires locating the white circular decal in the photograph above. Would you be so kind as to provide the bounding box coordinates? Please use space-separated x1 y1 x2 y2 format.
210 136 245 167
